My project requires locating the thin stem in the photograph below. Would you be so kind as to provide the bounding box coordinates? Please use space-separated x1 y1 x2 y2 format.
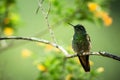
0 36 69 56
0 36 120 62
37 0 57 43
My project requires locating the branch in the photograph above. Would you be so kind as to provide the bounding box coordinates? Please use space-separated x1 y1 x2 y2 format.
0 36 120 61
66 52 120 61
37 0 57 43
0 36 69 56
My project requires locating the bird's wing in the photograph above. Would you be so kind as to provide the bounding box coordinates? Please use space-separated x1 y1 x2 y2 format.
86 34 91 42
86 34 91 50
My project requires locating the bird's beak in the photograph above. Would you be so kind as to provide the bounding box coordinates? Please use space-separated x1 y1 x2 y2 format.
68 23 74 27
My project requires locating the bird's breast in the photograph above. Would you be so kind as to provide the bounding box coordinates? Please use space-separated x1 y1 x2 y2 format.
72 35 90 53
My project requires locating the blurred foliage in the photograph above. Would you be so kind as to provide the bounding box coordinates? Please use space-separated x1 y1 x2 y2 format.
0 0 113 80
35 0 112 79
49 0 112 27
20 43 104 80
36 57 104 80
0 0 20 36
31 44 104 80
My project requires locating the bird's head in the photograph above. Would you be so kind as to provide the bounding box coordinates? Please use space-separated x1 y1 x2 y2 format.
68 23 86 34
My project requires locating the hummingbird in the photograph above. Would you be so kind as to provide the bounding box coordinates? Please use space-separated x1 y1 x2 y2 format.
69 23 91 72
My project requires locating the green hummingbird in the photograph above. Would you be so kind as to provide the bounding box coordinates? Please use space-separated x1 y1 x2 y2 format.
69 23 91 72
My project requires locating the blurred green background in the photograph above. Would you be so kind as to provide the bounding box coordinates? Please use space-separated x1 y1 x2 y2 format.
0 0 120 80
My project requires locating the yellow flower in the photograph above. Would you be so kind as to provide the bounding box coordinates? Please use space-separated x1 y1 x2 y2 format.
95 11 108 18
95 11 103 18
102 13 112 26
65 74 73 80
103 17 112 26
37 64 46 71
96 67 104 73
88 2 99 12
88 2 112 26
95 11 112 26
3 27 14 36
45 44 54 51
21 49 32 58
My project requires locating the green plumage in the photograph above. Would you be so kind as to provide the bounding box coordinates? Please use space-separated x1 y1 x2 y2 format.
71 24 91 72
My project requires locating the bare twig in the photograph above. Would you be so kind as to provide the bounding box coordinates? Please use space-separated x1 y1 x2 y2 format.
0 36 69 56
36 0 44 14
37 0 46 15
37 0 57 43
99 52 120 61
0 0 58 53
0 36 120 62
66 52 120 61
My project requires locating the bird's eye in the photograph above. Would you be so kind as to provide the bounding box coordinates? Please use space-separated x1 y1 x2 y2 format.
76 27 79 30
77 27 82 30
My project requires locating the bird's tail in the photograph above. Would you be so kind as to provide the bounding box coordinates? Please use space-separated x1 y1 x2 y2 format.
78 55 90 72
